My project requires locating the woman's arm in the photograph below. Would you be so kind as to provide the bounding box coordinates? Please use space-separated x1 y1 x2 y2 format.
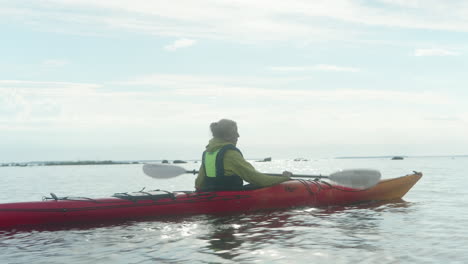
224 151 290 187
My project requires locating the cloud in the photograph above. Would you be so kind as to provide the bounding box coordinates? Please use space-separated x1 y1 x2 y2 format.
414 48 461 56
164 38 197 51
1 77 467 160
116 73 452 105
377 0 422 8
0 80 101 90
2 76 454 130
3 1 468 43
270 64 361 72
269 66 311 72
0 80 101 122
42 59 69 67
315 64 361 72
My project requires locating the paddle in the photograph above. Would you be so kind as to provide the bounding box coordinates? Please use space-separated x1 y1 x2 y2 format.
142 164 381 189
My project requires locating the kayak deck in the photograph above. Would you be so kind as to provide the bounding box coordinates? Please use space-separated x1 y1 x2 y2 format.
0 172 422 230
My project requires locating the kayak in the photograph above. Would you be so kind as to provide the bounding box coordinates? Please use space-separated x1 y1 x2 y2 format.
0 172 422 230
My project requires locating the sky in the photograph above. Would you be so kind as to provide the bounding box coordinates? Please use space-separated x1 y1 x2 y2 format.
1 0 468 162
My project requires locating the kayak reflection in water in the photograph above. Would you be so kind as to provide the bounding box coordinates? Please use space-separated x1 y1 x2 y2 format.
195 118 292 192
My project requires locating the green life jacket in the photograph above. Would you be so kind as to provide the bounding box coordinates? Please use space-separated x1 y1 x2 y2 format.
201 144 244 191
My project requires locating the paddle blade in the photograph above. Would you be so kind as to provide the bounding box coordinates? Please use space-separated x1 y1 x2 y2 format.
329 169 381 189
143 164 189 179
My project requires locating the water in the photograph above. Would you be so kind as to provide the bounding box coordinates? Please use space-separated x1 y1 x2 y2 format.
1 157 467 263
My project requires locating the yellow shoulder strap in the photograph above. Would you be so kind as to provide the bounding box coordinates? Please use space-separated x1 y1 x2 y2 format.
204 149 220 178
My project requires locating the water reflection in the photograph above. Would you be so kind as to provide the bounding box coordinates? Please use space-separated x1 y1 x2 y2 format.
204 221 243 259
198 211 296 261
196 199 417 262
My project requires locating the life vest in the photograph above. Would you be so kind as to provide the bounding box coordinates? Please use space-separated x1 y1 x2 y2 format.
201 144 244 191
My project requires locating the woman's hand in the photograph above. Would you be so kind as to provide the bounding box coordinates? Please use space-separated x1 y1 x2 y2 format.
282 171 293 178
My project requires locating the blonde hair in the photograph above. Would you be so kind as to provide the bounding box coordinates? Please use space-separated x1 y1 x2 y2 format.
210 119 237 140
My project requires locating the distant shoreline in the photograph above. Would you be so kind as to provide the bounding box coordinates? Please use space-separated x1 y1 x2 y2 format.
335 155 468 159
2 155 467 167
1 160 141 167
0 159 200 167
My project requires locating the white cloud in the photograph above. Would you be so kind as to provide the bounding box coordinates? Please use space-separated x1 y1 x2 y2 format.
414 48 461 56
1 76 455 131
164 38 197 51
315 64 361 72
42 59 69 67
0 80 101 91
3 1 468 42
172 87 452 106
115 73 453 105
1 77 468 160
0 81 103 126
269 66 311 72
116 73 311 91
377 0 424 8
270 65 361 72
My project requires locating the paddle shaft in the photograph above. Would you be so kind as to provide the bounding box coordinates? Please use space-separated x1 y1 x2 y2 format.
183 169 329 179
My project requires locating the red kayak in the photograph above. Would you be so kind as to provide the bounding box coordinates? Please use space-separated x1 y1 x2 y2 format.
0 172 422 230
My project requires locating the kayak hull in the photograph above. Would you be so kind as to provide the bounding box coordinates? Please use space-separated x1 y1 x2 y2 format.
0 172 422 230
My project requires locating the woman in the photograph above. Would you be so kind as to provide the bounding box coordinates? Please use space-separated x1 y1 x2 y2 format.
195 119 291 191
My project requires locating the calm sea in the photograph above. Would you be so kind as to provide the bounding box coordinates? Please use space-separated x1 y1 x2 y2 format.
1 157 467 263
